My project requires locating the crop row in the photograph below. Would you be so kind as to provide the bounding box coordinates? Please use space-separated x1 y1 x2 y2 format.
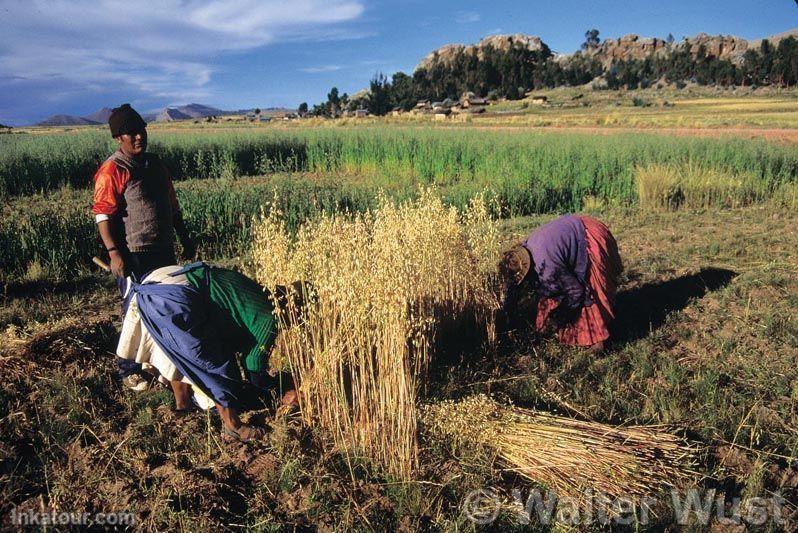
2 128 797 201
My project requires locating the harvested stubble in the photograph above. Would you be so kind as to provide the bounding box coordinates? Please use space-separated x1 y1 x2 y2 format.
251 191 501 479
422 395 699 507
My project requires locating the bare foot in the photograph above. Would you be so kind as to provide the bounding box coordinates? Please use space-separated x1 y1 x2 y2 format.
170 380 193 410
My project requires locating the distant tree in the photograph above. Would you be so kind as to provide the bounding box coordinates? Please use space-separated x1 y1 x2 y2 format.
254 108 261 115
759 39 775 83
368 73 392 116
666 33 675 45
310 103 326 117
582 29 600 50
773 36 798 86
298 102 308 115
740 49 761 85
391 72 417 111
327 87 341 116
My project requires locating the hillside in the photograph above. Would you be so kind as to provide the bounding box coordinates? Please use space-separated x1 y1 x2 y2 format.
309 28 798 116
418 29 798 72
83 107 113 123
35 114 100 127
155 108 192 122
172 103 224 119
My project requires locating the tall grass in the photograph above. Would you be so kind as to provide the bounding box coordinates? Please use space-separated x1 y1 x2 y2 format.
251 192 501 479
2 128 797 204
635 163 771 209
3 127 797 282
0 176 385 282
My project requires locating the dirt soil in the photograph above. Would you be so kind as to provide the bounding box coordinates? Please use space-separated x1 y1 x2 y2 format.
1 205 796 529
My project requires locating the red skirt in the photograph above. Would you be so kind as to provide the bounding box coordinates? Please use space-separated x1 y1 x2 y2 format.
535 216 622 347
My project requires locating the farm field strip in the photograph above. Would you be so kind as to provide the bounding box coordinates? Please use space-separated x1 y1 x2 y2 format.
2 127 798 282
2 127 798 197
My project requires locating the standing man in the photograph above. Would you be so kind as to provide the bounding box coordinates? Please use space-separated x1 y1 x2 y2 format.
92 103 195 389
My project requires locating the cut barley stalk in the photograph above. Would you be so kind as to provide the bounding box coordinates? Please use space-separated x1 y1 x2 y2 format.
253 190 501 479
422 395 699 509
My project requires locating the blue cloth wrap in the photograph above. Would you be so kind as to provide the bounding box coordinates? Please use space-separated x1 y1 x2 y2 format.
128 278 254 408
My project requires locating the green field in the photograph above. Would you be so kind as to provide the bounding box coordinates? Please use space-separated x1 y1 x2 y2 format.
1 119 796 530
2 127 798 282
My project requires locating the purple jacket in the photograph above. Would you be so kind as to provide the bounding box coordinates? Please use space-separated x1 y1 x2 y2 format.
522 215 592 310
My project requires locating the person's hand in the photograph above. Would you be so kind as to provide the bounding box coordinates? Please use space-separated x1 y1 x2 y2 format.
551 304 580 327
109 250 127 278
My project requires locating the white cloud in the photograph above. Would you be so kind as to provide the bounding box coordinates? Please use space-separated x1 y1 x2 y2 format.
455 11 481 23
300 65 344 73
0 0 365 112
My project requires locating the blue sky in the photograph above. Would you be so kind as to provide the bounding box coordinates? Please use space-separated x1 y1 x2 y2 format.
0 0 796 125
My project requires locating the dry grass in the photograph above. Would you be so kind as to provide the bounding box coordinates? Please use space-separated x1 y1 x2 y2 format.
635 162 769 210
2 204 795 529
422 395 699 508
251 190 501 479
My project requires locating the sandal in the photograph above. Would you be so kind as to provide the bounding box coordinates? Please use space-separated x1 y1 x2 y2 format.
222 425 267 443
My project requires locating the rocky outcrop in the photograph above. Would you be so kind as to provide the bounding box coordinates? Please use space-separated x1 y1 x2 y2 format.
416 34 548 71
581 33 754 68
582 34 671 67
685 33 750 63
418 29 798 74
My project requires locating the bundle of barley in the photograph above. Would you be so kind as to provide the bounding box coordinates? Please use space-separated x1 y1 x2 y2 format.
422 395 698 505
251 191 501 479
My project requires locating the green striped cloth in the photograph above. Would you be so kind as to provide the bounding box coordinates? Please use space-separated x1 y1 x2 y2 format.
184 265 277 373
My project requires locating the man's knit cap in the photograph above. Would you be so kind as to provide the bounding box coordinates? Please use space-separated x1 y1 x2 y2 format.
108 104 147 137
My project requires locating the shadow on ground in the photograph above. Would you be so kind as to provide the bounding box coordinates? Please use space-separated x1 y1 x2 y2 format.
612 267 737 345
0 276 110 301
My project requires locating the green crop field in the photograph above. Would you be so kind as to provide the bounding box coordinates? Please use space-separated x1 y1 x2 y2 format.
2 127 798 282
3 126 798 198
1 119 796 530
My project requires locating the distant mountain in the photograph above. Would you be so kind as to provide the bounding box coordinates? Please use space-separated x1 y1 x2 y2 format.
155 108 192 122
151 103 224 122
36 115 101 127
227 107 297 116
175 103 224 118
33 102 286 127
83 107 113 124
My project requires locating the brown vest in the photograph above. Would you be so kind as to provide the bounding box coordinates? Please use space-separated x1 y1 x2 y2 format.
109 150 175 252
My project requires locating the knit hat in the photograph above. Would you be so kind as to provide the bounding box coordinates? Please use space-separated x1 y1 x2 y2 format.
108 104 147 137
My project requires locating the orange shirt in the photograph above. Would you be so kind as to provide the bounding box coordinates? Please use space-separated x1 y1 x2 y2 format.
92 154 180 219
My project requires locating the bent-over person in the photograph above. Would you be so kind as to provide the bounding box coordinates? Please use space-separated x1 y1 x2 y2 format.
116 263 305 443
500 214 622 353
